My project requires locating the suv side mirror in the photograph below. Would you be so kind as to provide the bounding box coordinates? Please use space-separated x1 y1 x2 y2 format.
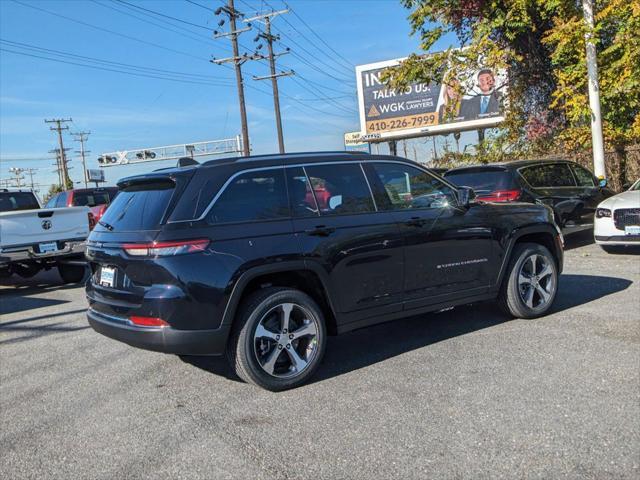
598 178 608 188
457 186 476 207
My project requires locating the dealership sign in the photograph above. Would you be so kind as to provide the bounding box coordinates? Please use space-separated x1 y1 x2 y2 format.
356 57 507 141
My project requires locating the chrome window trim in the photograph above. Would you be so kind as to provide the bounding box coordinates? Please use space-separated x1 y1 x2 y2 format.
360 162 378 211
168 159 452 224
300 166 321 217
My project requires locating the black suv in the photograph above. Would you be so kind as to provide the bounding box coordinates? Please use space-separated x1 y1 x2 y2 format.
444 159 614 234
86 152 563 390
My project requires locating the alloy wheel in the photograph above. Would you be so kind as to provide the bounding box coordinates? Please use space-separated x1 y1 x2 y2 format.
517 253 556 310
253 303 320 379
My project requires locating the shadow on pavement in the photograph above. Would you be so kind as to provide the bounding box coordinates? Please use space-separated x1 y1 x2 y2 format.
182 273 632 386
0 308 87 327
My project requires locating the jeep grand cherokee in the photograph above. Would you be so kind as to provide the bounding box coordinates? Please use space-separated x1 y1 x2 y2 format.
86 152 563 391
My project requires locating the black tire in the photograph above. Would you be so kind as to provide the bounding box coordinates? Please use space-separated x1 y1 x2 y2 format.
601 245 624 254
58 264 86 284
226 287 327 391
499 243 558 319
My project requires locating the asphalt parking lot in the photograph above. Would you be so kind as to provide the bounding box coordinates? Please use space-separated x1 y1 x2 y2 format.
1 233 639 480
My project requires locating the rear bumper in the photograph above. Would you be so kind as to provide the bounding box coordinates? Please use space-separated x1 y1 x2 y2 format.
0 240 86 266
87 308 230 355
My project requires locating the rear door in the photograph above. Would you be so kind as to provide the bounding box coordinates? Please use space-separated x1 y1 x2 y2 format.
290 163 404 318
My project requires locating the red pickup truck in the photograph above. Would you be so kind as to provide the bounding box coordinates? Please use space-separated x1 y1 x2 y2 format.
45 187 118 228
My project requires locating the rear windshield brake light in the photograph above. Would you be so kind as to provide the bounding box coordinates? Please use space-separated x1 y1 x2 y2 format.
477 189 521 202
123 239 209 257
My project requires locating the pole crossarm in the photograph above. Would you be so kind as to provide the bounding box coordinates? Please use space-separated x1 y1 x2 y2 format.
253 71 294 81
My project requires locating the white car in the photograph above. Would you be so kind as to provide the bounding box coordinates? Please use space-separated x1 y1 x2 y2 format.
594 179 640 252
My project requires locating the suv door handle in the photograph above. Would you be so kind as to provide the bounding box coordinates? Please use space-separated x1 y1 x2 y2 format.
305 225 336 237
405 217 426 227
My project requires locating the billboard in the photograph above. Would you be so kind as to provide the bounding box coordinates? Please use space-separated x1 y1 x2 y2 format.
356 57 507 141
344 131 371 153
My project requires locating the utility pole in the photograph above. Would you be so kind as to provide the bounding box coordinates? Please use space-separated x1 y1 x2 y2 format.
25 168 37 191
212 1 252 156
72 131 91 188
582 0 606 179
8 167 25 188
245 9 294 154
49 148 70 187
45 118 72 188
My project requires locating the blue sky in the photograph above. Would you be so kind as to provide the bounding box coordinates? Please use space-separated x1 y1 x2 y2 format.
0 0 462 192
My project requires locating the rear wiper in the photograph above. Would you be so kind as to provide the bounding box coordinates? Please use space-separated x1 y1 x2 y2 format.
98 220 114 231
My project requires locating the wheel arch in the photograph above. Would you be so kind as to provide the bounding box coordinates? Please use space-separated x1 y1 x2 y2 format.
221 261 339 335
496 223 563 288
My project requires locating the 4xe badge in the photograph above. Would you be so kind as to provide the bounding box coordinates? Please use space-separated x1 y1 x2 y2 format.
41 220 52 230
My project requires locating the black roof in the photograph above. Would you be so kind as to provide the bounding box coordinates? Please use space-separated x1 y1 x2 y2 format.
445 158 574 174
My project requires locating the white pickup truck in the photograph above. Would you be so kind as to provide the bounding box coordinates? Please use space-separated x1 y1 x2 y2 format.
0 189 91 283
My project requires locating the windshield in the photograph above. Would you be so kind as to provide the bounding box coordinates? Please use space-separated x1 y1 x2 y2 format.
444 170 514 194
0 192 40 212
96 181 174 231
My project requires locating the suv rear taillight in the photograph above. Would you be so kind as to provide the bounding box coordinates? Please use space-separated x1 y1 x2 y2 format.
477 189 521 202
123 239 209 257
88 212 96 230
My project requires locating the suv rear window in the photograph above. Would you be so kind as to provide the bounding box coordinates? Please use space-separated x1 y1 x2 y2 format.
72 190 116 207
97 180 174 231
0 192 40 212
444 169 514 194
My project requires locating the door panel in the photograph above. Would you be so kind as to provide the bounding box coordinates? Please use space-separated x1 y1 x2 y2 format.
365 162 495 309
288 164 404 315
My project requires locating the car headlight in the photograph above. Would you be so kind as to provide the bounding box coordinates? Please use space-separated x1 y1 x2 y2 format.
596 208 611 218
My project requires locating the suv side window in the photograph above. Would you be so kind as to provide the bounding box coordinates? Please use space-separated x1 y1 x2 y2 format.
570 164 596 187
371 162 457 210
303 163 375 215
45 194 58 208
208 168 289 224
519 163 576 188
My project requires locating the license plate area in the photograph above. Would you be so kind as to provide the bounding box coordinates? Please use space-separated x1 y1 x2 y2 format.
39 241 58 254
99 266 116 287
625 225 640 235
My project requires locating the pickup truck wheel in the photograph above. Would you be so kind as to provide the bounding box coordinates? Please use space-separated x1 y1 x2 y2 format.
499 243 558 319
226 287 327 391
14 263 40 279
58 264 86 284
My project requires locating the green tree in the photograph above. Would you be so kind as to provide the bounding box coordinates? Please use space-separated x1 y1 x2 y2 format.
383 0 640 181
43 183 64 204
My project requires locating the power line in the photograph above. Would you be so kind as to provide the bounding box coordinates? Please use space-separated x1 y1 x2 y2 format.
285 1 355 71
0 39 234 83
71 131 91 188
12 0 206 63
0 47 235 87
92 0 219 49
114 0 214 31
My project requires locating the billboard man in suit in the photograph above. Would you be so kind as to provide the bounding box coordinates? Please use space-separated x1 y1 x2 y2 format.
460 69 503 120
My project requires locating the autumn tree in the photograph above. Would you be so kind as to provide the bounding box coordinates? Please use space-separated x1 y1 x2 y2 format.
384 0 640 184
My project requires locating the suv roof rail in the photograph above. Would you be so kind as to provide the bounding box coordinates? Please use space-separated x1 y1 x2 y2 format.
202 150 370 167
